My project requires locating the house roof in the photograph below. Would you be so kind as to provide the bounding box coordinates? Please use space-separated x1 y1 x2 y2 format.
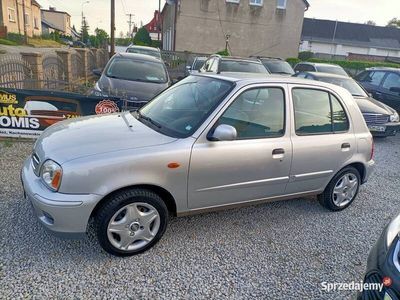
32 0 41 8
302 18 400 50
41 19 64 32
41 9 71 17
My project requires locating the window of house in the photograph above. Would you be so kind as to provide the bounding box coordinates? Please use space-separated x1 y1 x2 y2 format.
382 73 400 91
24 13 30 26
249 0 263 6
277 0 287 9
217 87 285 139
7 8 16 22
293 88 349 135
34 17 39 29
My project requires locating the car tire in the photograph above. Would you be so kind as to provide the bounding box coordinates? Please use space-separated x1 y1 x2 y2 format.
318 166 361 211
95 188 168 256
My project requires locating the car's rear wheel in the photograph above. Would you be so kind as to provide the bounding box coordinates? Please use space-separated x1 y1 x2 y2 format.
95 189 168 256
318 166 361 211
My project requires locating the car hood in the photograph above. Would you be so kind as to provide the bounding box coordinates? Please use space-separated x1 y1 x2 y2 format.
354 96 397 115
98 76 168 101
34 112 177 164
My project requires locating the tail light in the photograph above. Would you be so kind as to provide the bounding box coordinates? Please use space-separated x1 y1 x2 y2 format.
370 138 374 161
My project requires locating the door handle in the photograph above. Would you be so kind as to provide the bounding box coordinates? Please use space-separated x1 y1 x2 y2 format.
272 148 285 160
341 143 351 149
272 148 285 155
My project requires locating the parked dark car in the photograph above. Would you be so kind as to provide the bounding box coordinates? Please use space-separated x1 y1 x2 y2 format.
252 57 295 75
356 67 400 112
199 55 270 75
358 213 400 300
185 56 207 76
92 53 170 108
294 72 399 136
73 41 86 48
294 62 348 76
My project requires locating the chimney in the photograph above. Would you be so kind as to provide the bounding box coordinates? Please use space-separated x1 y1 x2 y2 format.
49 6 56 11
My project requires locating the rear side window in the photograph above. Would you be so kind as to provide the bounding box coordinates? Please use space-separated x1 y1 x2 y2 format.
357 71 386 86
293 88 349 135
294 64 315 72
382 73 400 90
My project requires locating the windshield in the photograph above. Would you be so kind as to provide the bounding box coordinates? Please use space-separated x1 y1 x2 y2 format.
318 77 368 97
137 76 235 138
220 60 267 73
317 65 348 76
105 57 167 83
193 59 206 70
263 61 294 75
126 48 161 59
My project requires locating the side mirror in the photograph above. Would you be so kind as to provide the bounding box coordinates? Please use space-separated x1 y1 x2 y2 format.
209 124 237 141
92 68 103 77
186 65 191 71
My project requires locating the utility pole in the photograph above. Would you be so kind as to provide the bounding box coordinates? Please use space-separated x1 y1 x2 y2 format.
110 0 115 56
158 0 161 41
21 0 28 44
127 13 134 38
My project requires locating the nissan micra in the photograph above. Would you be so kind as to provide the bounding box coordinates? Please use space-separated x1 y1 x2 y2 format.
21 74 375 256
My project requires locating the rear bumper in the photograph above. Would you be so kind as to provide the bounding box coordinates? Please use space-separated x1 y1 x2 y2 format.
362 160 375 184
21 157 102 238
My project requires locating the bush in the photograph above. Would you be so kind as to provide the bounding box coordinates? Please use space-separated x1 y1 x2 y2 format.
216 49 230 56
6 33 24 44
307 58 400 70
286 57 301 66
133 27 152 46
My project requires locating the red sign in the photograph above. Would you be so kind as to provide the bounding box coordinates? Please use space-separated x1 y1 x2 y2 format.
95 100 120 115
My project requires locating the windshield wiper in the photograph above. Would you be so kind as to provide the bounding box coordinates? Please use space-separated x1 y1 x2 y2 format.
136 111 162 129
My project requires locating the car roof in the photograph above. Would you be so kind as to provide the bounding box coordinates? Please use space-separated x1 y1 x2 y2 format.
302 71 351 80
192 73 349 91
126 45 160 51
366 67 400 71
254 57 284 61
211 55 262 63
113 52 163 63
297 62 343 68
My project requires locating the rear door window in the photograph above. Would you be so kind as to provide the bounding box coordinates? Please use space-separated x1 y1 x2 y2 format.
382 72 400 91
292 88 349 135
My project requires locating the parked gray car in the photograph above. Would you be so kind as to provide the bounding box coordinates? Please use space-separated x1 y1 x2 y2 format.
21 74 375 256
92 53 170 108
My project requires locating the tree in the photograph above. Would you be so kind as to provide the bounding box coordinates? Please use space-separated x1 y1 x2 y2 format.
81 18 90 43
365 20 376 26
133 27 152 46
95 28 109 48
387 18 400 28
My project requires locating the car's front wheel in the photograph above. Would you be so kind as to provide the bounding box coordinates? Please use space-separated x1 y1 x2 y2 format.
95 189 168 256
318 166 361 211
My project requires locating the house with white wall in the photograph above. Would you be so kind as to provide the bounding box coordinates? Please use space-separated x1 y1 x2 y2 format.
300 18 400 60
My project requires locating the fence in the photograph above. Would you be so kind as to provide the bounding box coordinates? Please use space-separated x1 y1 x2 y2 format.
161 50 210 80
0 49 109 93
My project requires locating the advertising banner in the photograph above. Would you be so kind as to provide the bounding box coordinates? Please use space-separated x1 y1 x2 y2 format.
0 89 123 139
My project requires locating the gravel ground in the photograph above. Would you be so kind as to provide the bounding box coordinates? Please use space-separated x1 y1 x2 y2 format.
0 136 399 299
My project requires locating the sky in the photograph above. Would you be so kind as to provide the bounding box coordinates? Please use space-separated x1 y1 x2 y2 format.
37 0 400 35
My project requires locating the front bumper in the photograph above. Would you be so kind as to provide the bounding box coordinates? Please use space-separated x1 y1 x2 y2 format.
369 123 400 137
21 156 102 238
358 228 400 299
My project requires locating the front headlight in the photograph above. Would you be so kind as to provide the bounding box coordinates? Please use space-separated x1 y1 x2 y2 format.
386 214 400 248
40 160 63 191
390 112 399 122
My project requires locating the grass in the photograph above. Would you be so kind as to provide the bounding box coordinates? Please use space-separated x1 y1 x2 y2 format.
28 38 62 48
0 38 18 46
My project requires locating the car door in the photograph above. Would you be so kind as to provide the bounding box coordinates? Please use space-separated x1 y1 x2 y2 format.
286 86 355 194
379 72 400 111
188 85 292 209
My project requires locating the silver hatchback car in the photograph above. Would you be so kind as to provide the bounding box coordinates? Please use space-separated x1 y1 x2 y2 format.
21 74 375 256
